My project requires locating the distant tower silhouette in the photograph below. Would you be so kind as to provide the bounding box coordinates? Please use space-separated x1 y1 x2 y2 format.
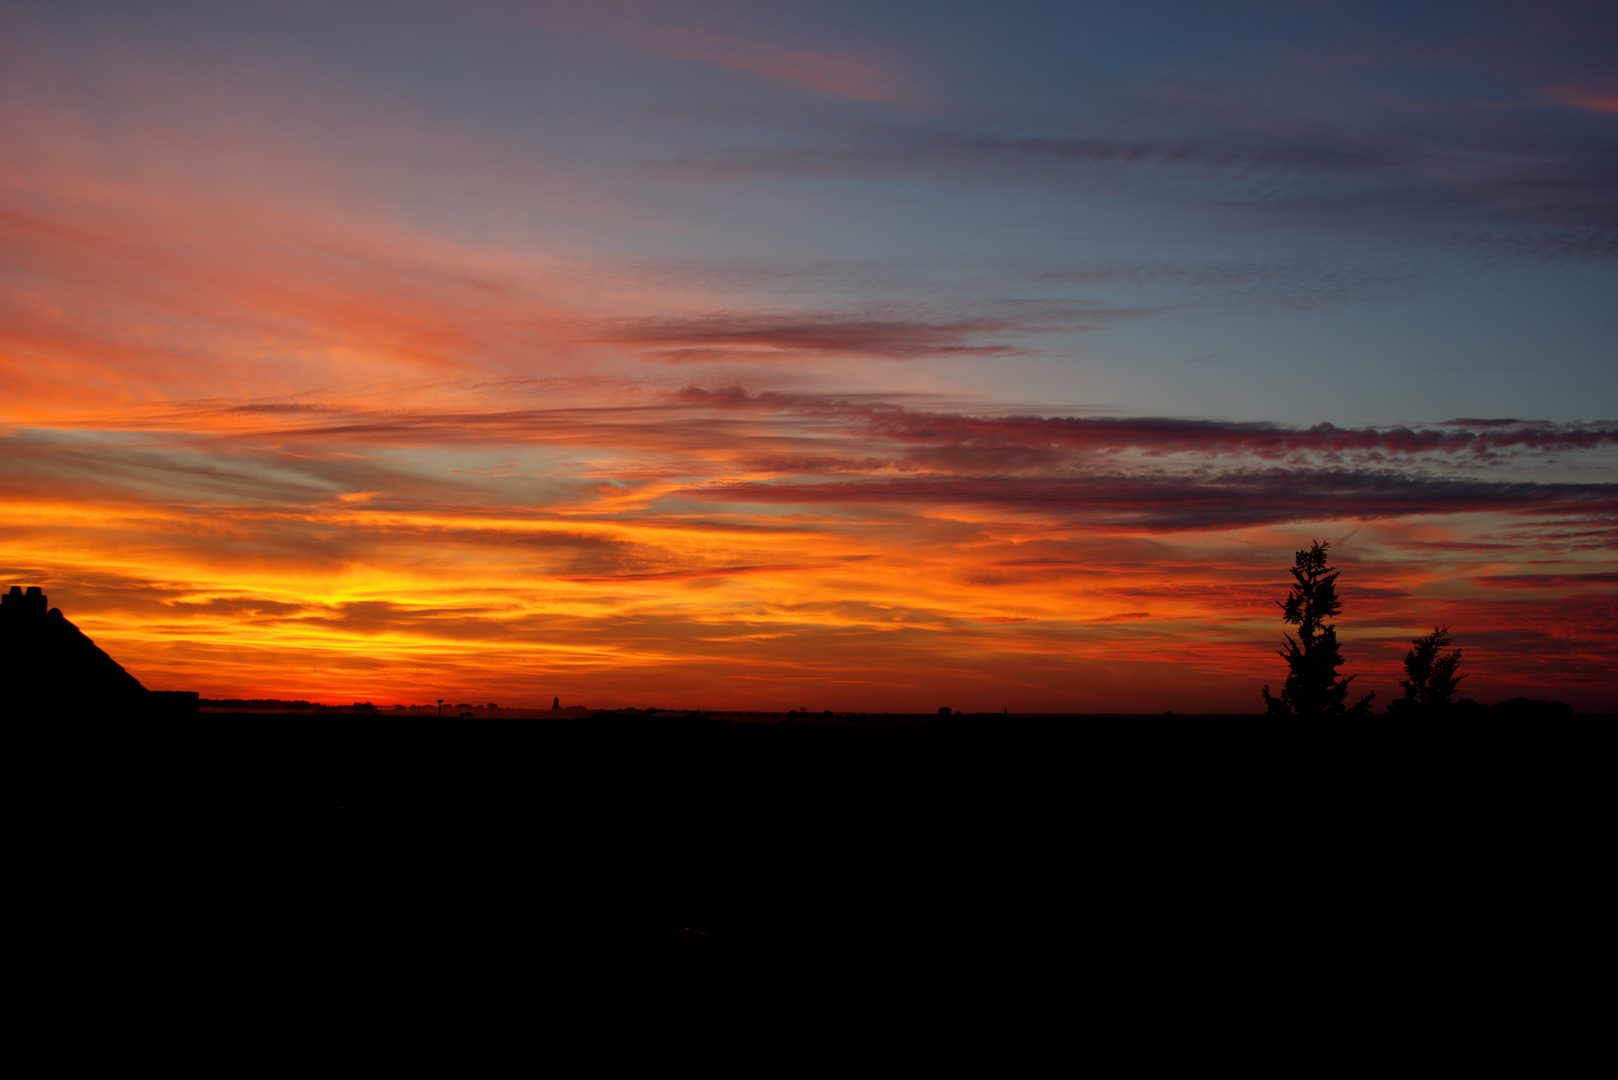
553 696 560 710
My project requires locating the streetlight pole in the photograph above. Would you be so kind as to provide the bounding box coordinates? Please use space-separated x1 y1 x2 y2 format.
437 698 444 717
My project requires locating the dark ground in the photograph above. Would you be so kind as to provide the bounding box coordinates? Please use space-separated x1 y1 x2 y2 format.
28 710 1613 1029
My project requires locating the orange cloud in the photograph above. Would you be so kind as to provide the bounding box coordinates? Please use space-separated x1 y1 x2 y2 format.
5 388 1616 711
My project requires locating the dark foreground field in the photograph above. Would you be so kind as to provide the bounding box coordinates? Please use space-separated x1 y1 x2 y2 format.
32 710 1613 1022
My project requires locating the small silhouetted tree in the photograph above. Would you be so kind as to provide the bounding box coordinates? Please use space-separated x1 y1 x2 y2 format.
1388 625 1467 715
1261 540 1374 717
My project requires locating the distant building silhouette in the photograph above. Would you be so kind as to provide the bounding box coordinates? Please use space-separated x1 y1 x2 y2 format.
2 585 197 718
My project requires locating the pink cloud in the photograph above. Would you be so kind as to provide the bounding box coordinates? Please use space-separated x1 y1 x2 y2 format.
1547 82 1618 112
649 30 924 103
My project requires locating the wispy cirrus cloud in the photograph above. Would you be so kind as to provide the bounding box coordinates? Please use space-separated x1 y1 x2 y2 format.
13 386 1618 548
653 108 1618 260
1473 572 1618 589
697 471 1618 533
645 30 924 104
674 386 1618 460
1556 92 1618 113
505 0 928 103
70 386 1618 476
587 302 1134 363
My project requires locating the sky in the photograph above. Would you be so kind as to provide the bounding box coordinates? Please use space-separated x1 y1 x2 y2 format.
2 0 1615 711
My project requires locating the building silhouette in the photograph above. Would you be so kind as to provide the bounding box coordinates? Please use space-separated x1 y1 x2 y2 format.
2 585 197 718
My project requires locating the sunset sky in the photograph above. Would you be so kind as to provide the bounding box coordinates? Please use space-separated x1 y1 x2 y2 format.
3 0 1615 711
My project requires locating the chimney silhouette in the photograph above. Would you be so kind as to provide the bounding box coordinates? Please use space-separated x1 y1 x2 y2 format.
1 585 48 622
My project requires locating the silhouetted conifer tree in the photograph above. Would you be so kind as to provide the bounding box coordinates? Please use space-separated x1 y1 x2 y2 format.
1261 540 1374 717
1387 625 1467 715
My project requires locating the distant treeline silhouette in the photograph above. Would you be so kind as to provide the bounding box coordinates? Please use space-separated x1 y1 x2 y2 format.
198 699 589 717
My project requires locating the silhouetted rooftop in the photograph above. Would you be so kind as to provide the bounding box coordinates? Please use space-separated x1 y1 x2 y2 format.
2 585 196 717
